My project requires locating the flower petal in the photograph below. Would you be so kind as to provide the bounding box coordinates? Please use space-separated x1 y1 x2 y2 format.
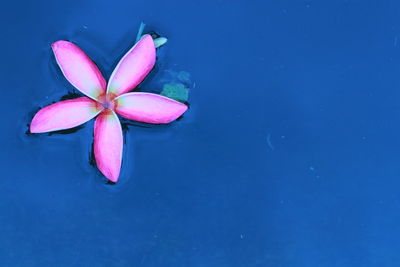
115 93 188 124
107 35 156 96
30 97 102 133
94 110 123 182
52 41 107 100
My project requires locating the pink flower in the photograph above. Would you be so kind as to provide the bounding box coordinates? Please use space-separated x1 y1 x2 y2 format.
30 34 188 182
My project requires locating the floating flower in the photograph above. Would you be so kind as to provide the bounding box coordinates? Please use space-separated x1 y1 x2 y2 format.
30 34 188 182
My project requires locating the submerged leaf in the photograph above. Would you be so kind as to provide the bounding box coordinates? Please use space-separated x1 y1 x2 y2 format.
160 83 189 102
176 71 191 83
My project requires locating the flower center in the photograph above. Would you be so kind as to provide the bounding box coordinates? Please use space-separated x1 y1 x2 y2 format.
97 93 117 110
102 99 115 110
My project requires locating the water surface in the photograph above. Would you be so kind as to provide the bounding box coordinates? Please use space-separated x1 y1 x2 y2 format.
1 0 400 266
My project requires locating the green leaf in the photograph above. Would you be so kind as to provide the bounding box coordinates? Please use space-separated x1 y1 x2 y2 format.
136 22 146 42
161 83 189 102
154 37 168 48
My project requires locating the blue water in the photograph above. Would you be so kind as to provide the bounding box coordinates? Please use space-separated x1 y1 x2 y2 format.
1 0 400 266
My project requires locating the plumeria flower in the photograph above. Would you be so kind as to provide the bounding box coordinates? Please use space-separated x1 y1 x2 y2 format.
30 34 188 182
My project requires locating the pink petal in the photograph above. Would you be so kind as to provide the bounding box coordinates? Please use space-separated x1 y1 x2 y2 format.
115 93 188 124
107 35 156 97
30 97 103 133
52 41 107 100
94 110 123 182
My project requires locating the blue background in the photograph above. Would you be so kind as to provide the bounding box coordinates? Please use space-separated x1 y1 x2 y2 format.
1 0 400 266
